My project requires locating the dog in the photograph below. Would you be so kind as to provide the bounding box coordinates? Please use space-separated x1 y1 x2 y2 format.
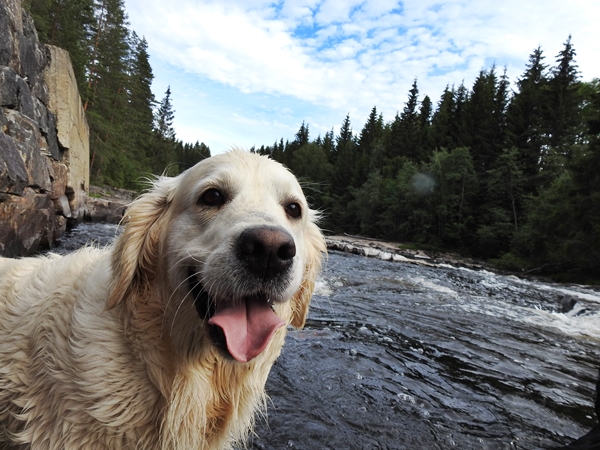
0 150 325 449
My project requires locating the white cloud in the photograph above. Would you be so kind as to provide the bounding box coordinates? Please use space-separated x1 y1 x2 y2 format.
124 0 600 151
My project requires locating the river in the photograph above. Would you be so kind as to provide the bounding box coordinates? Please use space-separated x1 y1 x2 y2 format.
56 223 600 449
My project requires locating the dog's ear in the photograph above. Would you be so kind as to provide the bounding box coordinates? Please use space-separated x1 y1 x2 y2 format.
290 214 326 328
107 177 177 309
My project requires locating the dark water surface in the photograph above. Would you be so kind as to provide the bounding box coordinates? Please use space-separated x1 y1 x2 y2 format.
58 224 600 450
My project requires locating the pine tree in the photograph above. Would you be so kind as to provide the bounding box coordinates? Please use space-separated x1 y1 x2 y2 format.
419 95 433 158
547 36 581 157
329 114 359 232
127 33 154 173
24 0 95 94
467 68 500 174
494 67 510 148
290 142 331 207
322 129 335 156
476 147 525 257
175 141 211 172
396 79 422 160
518 79 600 278
272 138 285 163
295 121 310 148
430 86 455 150
428 147 478 245
336 114 353 151
154 87 175 141
451 82 470 148
86 0 135 187
152 87 177 173
356 106 383 184
358 107 382 153
506 46 549 193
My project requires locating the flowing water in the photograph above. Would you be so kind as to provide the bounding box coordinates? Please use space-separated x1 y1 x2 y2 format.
57 224 600 449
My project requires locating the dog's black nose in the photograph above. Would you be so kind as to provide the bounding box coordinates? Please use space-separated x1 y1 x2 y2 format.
237 226 296 278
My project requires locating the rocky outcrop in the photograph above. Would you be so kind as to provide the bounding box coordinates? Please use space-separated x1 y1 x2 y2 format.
326 235 490 271
327 236 437 266
0 0 89 256
85 186 135 224
44 45 89 221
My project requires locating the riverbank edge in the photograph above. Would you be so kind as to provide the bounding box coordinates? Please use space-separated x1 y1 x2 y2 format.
84 185 136 224
326 234 494 272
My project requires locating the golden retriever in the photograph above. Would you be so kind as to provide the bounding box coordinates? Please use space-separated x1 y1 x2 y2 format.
0 150 325 449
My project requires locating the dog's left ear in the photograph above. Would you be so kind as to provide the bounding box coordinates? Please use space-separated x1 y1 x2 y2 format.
107 177 177 309
290 215 327 328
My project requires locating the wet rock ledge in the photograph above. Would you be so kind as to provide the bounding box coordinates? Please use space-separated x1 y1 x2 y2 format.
326 234 490 271
84 186 135 224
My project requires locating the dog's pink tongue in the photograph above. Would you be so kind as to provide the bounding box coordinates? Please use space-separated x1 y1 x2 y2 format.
208 298 286 363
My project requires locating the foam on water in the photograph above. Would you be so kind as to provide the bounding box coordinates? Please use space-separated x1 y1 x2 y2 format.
410 276 461 299
454 269 600 339
521 306 600 339
536 285 600 303
313 278 333 297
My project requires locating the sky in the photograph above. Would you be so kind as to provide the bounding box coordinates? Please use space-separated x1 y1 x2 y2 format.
123 0 600 154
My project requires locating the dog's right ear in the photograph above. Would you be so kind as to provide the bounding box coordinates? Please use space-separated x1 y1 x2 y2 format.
107 177 177 310
290 211 327 328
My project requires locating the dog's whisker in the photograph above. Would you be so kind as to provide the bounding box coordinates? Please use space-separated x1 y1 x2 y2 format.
162 250 211 331
169 270 214 336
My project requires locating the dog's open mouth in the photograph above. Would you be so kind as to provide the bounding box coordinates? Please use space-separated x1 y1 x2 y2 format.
189 270 286 363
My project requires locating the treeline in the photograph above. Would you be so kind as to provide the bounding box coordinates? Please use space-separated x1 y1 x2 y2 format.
253 39 600 281
24 0 210 188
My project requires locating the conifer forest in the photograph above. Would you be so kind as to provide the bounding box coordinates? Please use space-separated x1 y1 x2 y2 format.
24 0 600 281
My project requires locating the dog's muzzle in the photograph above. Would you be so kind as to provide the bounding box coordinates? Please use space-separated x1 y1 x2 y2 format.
189 226 296 363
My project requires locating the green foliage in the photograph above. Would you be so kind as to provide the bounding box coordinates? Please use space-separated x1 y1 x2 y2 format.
424 147 478 246
175 141 211 173
511 79 600 279
506 46 548 194
476 147 526 257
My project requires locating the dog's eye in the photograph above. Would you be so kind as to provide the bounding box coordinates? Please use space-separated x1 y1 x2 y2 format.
285 202 301 219
199 188 225 207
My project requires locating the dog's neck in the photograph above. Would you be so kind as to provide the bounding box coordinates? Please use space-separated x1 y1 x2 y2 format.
120 286 287 450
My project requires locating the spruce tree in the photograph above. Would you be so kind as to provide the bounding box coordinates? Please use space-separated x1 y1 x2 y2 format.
152 87 177 173
430 86 455 150
467 68 499 174
86 0 135 187
127 33 154 174
322 129 335 157
419 95 434 158
476 148 525 257
356 106 383 183
24 0 95 94
506 46 549 194
396 79 422 161
295 121 309 148
175 141 211 172
494 67 510 148
451 82 470 148
154 87 175 141
547 36 581 157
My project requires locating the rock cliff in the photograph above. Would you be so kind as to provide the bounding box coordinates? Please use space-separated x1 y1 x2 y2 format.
0 0 89 256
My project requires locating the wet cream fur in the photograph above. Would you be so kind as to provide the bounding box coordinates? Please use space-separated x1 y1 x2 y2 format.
0 150 325 449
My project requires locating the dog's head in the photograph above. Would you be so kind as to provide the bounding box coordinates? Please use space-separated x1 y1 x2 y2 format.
108 150 325 363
